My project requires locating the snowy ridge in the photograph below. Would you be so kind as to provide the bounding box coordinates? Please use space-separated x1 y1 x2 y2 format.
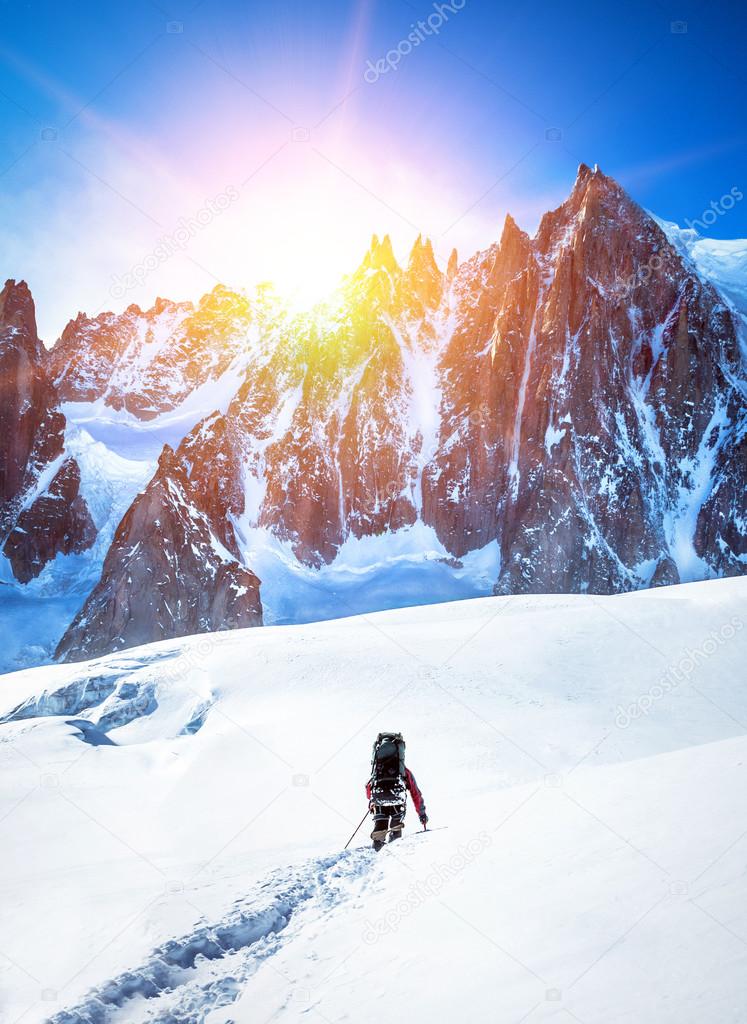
48 288 267 423
655 214 747 378
0 649 214 742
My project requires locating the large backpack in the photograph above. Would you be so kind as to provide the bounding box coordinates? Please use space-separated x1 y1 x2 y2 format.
370 732 406 794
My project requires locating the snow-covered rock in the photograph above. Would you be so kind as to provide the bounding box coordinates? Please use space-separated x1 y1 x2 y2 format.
3 165 747 666
46 287 259 421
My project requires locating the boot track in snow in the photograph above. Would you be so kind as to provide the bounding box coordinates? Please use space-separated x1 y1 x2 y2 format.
47 848 376 1024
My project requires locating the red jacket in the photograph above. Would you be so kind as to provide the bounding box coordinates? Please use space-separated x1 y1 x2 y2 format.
366 767 426 817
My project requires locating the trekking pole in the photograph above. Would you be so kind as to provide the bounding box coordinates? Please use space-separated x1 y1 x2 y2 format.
344 808 370 850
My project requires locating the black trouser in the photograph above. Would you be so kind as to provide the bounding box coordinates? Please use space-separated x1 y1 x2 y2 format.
370 803 405 847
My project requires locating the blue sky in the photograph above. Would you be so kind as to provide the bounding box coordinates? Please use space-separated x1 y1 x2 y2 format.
1 0 745 340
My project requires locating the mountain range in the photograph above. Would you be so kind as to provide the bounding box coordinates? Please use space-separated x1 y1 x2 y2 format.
1 163 745 669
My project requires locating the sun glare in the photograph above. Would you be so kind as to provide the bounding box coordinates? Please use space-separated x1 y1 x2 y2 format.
239 155 392 306
192 142 460 316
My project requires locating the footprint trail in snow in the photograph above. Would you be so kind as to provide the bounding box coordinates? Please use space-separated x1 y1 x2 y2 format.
48 847 376 1024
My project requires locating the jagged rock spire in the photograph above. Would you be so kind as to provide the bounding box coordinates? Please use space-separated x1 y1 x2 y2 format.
363 233 399 273
407 234 439 275
0 279 95 581
0 279 39 345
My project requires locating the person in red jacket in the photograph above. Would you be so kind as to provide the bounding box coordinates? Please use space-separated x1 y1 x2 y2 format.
366 732 428 850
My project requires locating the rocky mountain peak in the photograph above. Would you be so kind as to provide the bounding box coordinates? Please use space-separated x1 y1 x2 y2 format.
157 442 177 472
402 234 443 311
0 279 39 347
567 162 622 203
362 233 399 274
196 284 244 316
0 280 95 580
534 162 636 255
498 213 532 271
151 296 183 317
407 234 436 266
48 284 251 418
573 161 598 186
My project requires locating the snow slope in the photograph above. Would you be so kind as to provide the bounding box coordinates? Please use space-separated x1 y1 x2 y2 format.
1 578 746 1023
59 347 249 463
655 215 747 322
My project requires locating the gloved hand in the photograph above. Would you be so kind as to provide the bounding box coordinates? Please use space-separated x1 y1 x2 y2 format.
419 812 428 827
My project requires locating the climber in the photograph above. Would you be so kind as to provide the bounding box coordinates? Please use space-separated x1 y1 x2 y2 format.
366 732 428 850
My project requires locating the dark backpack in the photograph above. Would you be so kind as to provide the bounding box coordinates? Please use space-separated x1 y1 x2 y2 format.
370 732 406 791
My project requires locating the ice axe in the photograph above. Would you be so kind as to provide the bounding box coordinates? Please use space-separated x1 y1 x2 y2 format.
343 808 370 850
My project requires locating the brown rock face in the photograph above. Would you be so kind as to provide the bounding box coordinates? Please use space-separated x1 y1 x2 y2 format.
0 280 95 582
694 426 747 577
422 215 538 557
55 445 262 662
424 166 746 593
0 280 63 521
4 459 96 584
216 235 454 567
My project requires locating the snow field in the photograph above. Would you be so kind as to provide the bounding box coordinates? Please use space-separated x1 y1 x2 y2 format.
0 579 745 1022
